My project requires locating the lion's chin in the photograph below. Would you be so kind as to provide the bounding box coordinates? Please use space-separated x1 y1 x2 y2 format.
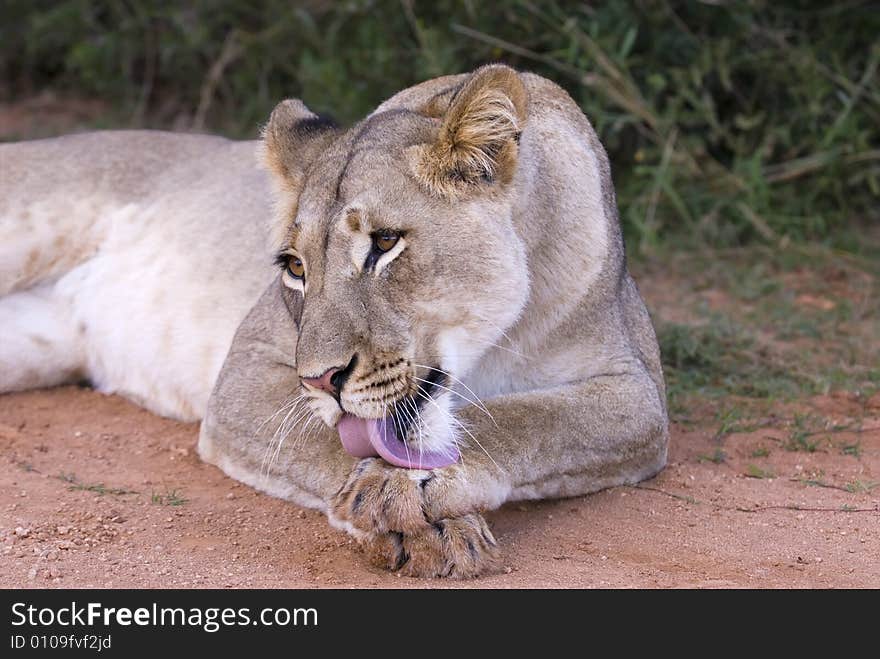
336 413 459 470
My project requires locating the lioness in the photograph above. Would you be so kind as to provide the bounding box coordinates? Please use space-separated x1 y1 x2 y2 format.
0 65 668 578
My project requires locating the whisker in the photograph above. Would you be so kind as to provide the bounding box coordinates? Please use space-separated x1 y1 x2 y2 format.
295 415 318 451
269 412 301 473
412 375 494 424
263 398 311 477
276 402 312 446
411 363 498 429
409 397 427 470
253 394 302 445
470 311 518 346
456 336 529 360
391 403 412 468
414 389 500 470
262 410 292 477
306 414 324 444
415 389 476 463
397 397 424 470
388 400 412 466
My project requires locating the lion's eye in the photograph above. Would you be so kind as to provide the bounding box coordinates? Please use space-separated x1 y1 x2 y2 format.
287 257 305 279
373 230 400 253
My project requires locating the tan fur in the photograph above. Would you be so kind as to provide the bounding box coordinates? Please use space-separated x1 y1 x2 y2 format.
200 65 669 578
1 65 668 579
411 65 527 195
0 132 275 418
260 99 340 251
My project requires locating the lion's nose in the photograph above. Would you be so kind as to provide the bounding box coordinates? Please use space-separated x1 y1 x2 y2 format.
301 367 343 395
301 356 357 396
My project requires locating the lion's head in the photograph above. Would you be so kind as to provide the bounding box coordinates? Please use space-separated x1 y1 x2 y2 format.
260 65 529 468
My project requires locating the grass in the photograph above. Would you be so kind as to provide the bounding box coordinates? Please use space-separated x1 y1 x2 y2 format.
650 240 879 418
151 489 188 506
1 2 877 249
744 464 775 480
792 477 878 494
795 478 830 489
55 472 187 503
784 415 824 453
57 472 139 496
658 317 764 410
845 480 878 494
697 448 726 465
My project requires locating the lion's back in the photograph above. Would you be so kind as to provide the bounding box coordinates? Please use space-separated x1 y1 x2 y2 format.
0 130 277 419
1 130 271 293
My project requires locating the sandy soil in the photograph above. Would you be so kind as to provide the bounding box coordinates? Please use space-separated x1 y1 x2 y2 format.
1 386 877 589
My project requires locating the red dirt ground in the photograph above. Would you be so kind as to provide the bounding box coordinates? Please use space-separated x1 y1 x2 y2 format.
1 387 877 589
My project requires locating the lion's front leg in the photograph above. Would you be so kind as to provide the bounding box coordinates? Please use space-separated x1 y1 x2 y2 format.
329 368 668 578
329 457 503 533
328 458 502 578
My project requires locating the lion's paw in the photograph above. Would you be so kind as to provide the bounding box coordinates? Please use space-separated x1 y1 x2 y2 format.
331 457 470 534
363 513 501 579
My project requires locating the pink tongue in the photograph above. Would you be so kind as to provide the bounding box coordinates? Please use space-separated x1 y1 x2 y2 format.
336 414 377 458
336 413 459 469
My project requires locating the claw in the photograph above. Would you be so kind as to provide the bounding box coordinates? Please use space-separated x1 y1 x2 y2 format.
360 514 501 579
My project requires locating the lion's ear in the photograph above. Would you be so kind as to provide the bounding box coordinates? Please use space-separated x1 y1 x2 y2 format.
261 99 338 194
411 65 527 196
261 99 338 250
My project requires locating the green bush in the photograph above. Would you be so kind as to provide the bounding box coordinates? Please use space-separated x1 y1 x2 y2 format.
1 1 877 248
